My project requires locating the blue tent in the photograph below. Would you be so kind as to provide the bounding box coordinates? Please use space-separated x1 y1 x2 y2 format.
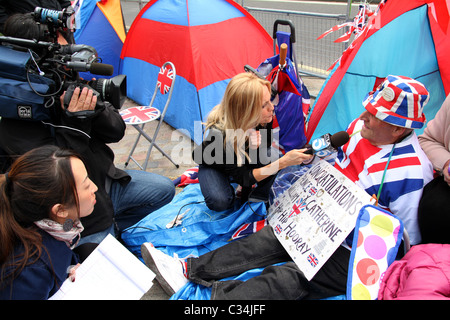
73 0 126 79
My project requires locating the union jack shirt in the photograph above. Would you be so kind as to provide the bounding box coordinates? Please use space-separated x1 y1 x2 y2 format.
334 119 433 245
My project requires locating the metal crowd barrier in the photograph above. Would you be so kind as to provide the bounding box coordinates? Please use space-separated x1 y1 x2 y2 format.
243 6 348 78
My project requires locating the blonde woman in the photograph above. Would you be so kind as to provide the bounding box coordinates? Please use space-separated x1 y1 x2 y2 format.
193 72 311 211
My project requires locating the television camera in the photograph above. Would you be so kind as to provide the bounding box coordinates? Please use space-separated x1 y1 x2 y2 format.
0 6 126 118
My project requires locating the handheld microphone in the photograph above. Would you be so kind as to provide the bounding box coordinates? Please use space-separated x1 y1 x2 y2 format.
305 131 350 158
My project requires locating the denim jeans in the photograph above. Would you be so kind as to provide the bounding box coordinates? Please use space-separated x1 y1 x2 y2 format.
198 165 277 212
197 165 236 212
77 169 175 246
186 225 349 300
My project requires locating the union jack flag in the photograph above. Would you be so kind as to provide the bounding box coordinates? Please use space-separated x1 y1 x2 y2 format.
308 187 317 196
173 167 199 187
120 106 160 125
307 253 319 267
230 219 267 240
289 198 307 218
157 66 174 94
274 224 283 235
316 4 373 43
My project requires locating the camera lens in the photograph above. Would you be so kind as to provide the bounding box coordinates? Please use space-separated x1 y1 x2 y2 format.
89 78 107 99
88 75 126 109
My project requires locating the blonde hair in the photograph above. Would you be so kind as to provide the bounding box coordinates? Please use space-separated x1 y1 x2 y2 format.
204 72 271 166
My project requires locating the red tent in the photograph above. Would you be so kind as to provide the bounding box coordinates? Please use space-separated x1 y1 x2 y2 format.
120 0 273 143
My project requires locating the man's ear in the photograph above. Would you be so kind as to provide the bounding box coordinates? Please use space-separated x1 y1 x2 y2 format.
393 126 413 142
392 125 406 138
51 204 69 219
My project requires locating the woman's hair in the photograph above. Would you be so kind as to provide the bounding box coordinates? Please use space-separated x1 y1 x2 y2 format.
204 72 272 165
0 145 81 284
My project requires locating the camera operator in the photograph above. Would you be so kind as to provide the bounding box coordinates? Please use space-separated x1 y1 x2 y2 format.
0 13 175 257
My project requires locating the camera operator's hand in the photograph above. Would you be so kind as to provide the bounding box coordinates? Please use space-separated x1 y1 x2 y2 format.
61 86 97 112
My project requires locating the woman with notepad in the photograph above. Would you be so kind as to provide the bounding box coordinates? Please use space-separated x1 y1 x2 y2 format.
0 145 98 299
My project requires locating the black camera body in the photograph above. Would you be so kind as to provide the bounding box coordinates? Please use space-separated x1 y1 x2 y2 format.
34 6 75 30
0 6 126 119
54 42 126 109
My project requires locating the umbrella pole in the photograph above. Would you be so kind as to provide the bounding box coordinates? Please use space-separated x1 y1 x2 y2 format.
279 43 288 69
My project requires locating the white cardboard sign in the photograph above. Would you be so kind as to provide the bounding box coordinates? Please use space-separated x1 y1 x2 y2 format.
268 161 374 280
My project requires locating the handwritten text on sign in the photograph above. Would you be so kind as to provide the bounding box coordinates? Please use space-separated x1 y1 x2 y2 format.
268 161 374 280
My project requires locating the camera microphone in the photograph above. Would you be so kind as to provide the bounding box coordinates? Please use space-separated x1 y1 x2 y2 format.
89 63 114 76
64 61 114 76
305 131 350 158
59 44 113 75
59 44 95 55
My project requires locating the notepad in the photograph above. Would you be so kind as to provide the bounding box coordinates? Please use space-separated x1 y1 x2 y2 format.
49 234 155 300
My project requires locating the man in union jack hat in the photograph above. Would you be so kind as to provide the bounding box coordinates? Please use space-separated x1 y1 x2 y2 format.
336 75 432 246
362 74 429 130
142 75 434 300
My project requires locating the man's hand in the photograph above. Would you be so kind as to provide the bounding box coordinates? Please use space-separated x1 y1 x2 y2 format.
60 86 97 112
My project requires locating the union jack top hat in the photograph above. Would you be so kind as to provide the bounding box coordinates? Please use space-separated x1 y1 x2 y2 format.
362 75 429 129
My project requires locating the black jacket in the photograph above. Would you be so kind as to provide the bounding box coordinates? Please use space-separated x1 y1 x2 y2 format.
193 121 274 189
56 100 130 235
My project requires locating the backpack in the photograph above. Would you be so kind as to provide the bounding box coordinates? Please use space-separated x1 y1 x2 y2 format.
0 45 55 121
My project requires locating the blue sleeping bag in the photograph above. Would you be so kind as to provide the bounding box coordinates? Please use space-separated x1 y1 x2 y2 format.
121 183 267 260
